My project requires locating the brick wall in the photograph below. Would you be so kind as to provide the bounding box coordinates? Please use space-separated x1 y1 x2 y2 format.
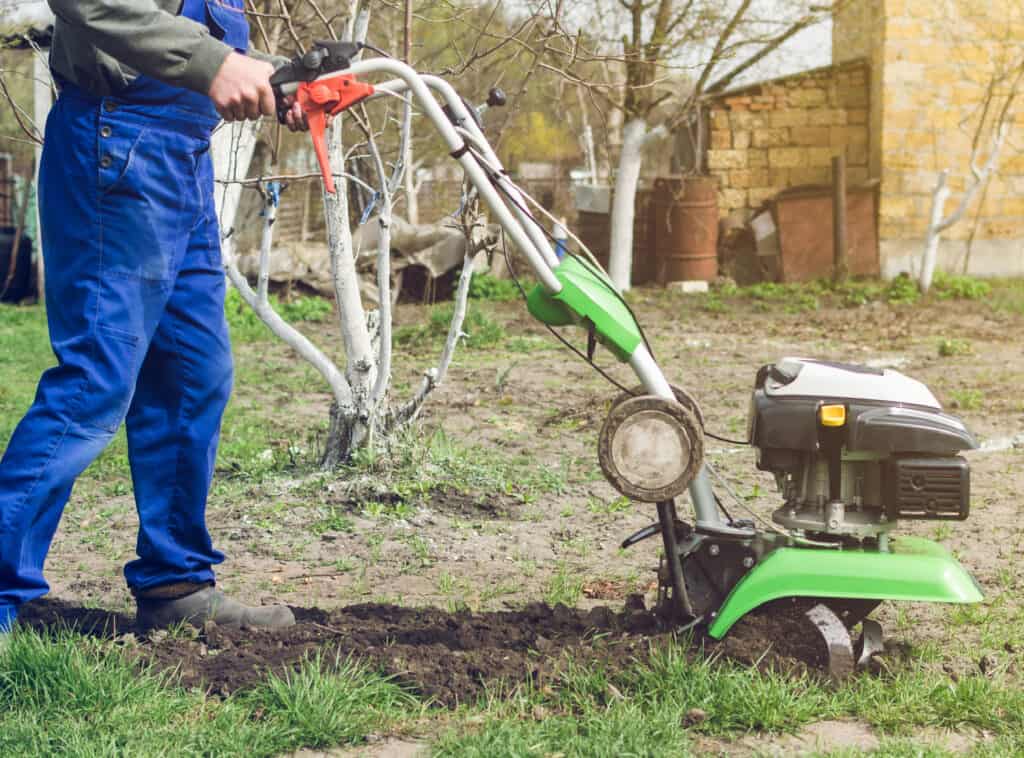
835 0 1024 276
705 60 871 219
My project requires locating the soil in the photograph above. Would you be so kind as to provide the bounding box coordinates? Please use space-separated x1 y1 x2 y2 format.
16 595 827 706
26 287 1024 702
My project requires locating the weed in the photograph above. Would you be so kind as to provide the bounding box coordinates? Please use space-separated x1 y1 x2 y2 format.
949 388 983 410
543 562 584 606
587 495 632 516
700 294 729 314
469 273 521 302
311 507 354 535
505 335 547 353
884 273 921 305
932 272 991 301
279 296 333 322
394 303 506 350
938 338 972 357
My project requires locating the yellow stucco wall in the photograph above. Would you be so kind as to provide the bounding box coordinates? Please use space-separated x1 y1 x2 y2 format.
835 0 1024 275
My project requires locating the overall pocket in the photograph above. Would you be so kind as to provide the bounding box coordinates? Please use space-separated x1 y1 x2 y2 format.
81 325 141 434
97 120 147 195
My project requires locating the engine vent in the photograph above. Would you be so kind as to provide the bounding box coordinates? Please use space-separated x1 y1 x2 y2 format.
884 457 969 521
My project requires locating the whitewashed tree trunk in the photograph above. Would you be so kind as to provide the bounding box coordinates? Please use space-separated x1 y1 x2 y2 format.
32 46 52 296
608 117 647 291
212 121 260 234
210 2 479 467
402 139 419 225
919 171 950 293
919 125 1007 292
608 119 667 291
321 118 377 465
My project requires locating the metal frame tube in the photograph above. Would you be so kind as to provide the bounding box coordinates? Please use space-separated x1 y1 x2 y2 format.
347 59 562 293
338 60 725 528
373 74 561 270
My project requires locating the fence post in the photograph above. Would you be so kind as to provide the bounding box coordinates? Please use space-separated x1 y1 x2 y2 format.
832 153 848 283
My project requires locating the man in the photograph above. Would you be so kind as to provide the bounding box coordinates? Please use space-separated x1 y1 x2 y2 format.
0 0 310 642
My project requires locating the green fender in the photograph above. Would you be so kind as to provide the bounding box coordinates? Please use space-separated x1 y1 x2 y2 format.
707 536 983 639
526 256 642 362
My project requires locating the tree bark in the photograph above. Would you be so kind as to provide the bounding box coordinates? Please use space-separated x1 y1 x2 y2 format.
608 116 647 291
920 171 950 293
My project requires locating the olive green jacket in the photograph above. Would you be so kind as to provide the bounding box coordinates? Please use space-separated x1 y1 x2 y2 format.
47 0 282 97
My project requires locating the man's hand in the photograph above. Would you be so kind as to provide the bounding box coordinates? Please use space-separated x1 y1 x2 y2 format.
283 99 307 132
208 52 276 122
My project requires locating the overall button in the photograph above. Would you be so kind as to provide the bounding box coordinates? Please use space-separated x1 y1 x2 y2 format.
100 125 112 138
99 155 113 169
103 101 117 113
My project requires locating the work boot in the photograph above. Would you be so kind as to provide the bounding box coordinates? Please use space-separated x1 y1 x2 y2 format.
134 582 295 633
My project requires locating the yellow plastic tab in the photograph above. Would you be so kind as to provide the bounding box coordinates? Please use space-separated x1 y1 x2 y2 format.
820 404 847 427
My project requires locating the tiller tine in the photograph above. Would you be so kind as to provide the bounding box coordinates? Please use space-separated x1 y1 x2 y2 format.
805 603 856 680
805 603 885 679
857 618 885 667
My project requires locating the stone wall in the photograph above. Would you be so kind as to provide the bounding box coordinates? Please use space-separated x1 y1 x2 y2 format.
834 0 1024 277
705 60 871 219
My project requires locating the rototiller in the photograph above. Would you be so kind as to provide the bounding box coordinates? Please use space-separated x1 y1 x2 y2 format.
272 43 982 677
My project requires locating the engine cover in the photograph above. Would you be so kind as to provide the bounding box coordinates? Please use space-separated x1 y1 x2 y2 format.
749 358 976 459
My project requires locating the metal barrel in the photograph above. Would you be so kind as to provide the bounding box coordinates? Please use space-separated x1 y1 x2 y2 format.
653 176 719 283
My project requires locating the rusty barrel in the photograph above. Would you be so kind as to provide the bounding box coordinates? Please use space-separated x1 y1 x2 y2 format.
653 176 719 283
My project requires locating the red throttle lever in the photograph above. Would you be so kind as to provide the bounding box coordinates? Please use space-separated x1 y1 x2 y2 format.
294 74 375 194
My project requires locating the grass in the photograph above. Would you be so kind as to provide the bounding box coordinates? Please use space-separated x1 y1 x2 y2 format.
468 273 522 302
7 623 1024 757
0 628 415 757
702 271 993 315
224 288 333 343
394 301 506 350
338 427 571 508
433 645 1024 756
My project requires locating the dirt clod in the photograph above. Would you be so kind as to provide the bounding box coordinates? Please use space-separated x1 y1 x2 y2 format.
683 707 708 726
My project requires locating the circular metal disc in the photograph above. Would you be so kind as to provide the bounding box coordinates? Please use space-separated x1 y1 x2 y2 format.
598 395 704 502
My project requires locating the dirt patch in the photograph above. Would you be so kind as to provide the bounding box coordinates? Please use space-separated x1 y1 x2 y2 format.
422 488 523 519
17 597 834 707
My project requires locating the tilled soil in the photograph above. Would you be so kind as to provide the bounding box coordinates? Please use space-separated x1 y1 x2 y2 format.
16 597 828 707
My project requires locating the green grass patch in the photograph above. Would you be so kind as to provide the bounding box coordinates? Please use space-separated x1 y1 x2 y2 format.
0 304 51 443
938 338 972 357
395 302 506 351
931 271 991 301
341 427 570 507
225 288 333 343
435 647 1024 756
468 273 521 302
704 273 997 314
5 621 1024 756
0 628 417 757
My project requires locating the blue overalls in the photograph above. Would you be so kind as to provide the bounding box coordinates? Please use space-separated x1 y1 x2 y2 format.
0 0 250 631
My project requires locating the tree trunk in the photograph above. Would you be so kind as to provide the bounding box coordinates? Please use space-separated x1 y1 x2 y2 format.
920 171 949 293
403 144 419 225
322 401 357 469
608 117 647 291
32 50 52 297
